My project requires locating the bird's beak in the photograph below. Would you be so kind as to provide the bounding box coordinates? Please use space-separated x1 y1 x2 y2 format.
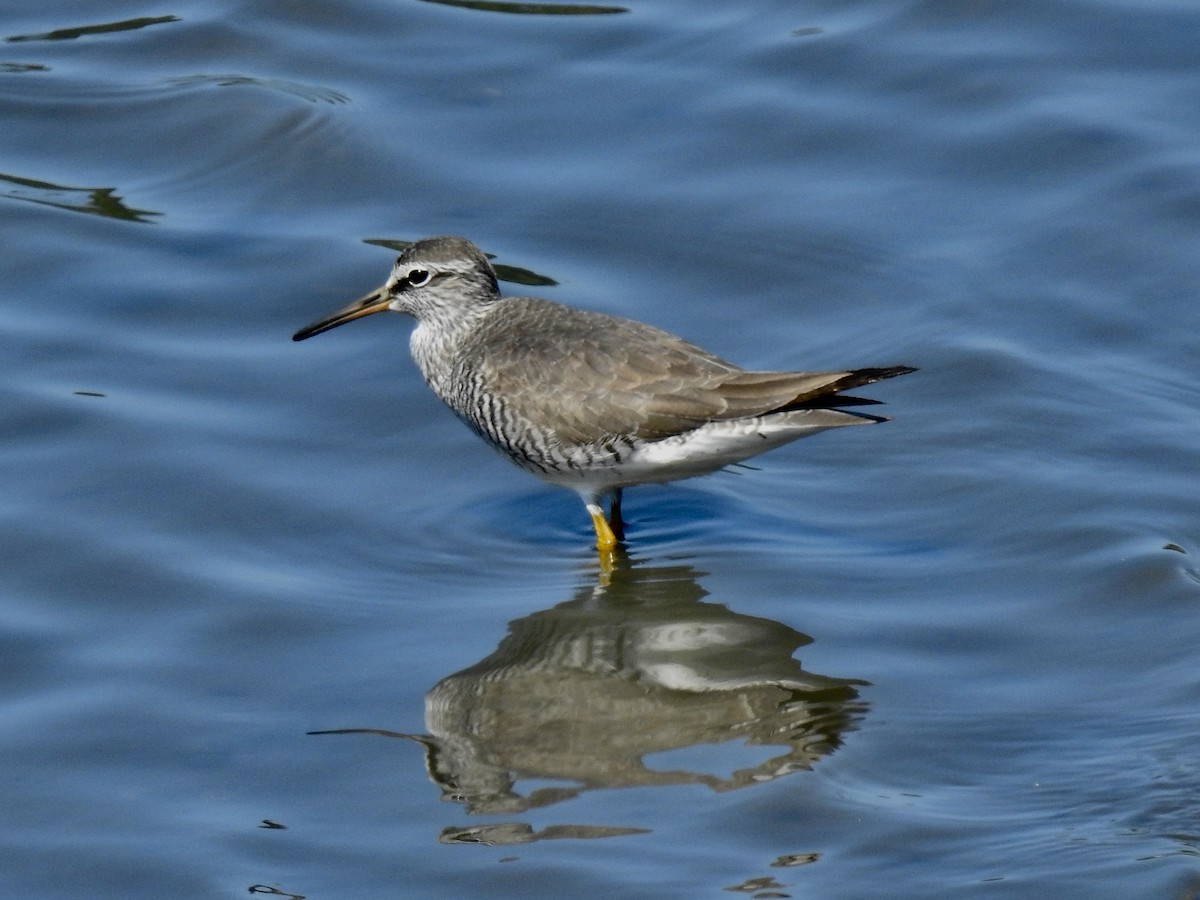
292 285 390 341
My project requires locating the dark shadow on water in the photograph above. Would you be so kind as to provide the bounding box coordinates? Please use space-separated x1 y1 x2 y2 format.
415 0 627 15
310 557 868 845
363 237 559 287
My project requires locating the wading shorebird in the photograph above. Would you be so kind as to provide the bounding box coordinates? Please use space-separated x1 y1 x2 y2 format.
294 236 914 553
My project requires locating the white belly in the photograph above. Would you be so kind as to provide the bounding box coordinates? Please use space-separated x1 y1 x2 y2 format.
538 408 875 492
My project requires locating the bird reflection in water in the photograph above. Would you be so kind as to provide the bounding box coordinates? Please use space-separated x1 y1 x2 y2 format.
310 558 868 845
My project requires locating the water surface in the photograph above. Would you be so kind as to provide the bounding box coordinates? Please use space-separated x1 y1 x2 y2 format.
3 1 1200 897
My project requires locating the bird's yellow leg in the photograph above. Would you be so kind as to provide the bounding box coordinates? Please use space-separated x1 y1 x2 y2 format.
586 502 619 552
587 504 620 577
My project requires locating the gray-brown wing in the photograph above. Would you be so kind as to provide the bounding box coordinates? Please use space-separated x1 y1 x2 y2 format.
464 298 909 443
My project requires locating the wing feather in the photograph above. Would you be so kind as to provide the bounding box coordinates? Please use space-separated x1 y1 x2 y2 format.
462 298 913 444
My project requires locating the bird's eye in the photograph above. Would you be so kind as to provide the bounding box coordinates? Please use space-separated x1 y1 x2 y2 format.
407 269 432 287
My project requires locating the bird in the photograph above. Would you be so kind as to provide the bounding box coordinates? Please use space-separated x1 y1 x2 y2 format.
293 236 914 553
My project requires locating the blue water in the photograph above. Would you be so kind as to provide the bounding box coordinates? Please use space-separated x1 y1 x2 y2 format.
4 1 1200 897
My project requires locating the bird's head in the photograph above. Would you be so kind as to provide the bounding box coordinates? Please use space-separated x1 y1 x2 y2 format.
293 236 500 342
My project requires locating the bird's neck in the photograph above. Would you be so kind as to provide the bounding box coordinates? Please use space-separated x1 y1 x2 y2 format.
408 302 496 399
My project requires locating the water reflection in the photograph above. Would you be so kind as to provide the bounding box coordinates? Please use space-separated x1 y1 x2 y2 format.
5 15 179 43
313 559 867 843
167 74 350 105
0 171 159 223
